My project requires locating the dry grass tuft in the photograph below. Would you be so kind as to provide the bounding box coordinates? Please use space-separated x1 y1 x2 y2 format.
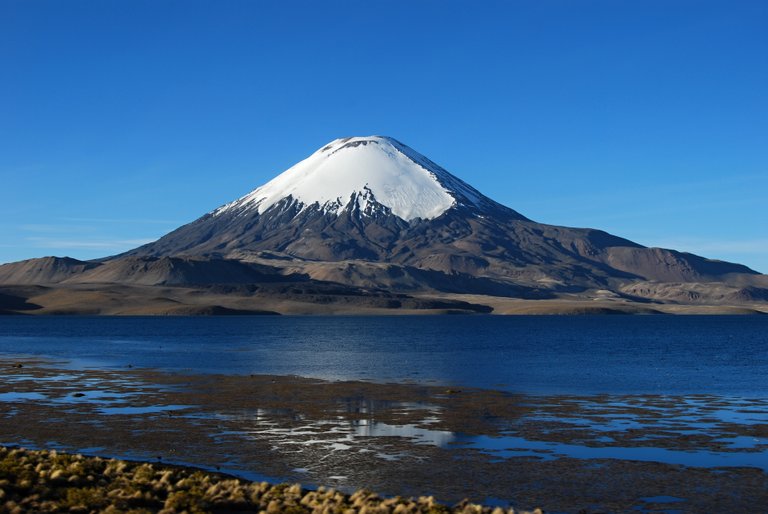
0 446 541 514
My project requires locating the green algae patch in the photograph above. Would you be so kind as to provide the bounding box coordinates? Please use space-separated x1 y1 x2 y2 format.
0 446 540 514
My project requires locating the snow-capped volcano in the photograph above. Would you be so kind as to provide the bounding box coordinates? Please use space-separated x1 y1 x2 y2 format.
120 136 758 296
215 136 490 221
125 135 529 263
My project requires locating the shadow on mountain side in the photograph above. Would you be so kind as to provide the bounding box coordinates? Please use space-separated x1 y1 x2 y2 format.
199 281 493 313
405 267 557 299
0 291 42 312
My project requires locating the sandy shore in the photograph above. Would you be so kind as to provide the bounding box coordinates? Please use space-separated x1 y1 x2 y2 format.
2 359 768 512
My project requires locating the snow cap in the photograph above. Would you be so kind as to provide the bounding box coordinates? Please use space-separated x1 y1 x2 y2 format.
216 136 482 221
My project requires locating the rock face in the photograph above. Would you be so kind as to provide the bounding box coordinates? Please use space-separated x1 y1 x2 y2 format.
0 135 765 312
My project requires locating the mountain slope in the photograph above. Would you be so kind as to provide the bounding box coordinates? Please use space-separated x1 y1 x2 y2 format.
124 136 757 291
0 257 99 285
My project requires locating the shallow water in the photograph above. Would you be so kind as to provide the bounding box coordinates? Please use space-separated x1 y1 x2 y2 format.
228 410 768 470
7 359 767 472
2 315 768 395
3 316 768 511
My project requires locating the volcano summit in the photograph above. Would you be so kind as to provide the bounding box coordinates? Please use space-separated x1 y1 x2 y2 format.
127 136 527 262
217 136 492 221
1 136 766 315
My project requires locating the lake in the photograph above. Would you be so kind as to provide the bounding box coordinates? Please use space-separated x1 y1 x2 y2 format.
1 315 767 395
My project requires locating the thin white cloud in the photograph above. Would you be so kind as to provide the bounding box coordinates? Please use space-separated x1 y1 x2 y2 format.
26 237 155 250
21 224 97 233
61 217 182 225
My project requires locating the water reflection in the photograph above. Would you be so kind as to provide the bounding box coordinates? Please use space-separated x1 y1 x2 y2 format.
220 399 768 471
349 419 455 446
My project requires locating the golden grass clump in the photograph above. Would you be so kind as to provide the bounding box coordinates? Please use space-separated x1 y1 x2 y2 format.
0 446 542 513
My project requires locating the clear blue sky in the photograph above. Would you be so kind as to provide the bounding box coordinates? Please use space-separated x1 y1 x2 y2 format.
1 0 766 272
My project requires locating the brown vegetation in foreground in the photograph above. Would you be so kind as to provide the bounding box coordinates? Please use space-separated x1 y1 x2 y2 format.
0 446 540 514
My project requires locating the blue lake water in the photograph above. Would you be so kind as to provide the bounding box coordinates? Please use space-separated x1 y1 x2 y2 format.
3 314 768 511
1 315 767 395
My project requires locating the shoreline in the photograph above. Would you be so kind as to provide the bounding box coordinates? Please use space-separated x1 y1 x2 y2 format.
0 445 541 513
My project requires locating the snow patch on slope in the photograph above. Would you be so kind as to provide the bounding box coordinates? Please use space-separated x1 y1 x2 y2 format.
215 136 462 221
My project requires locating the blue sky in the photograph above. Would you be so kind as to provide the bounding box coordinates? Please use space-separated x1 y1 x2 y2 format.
1 0 766 272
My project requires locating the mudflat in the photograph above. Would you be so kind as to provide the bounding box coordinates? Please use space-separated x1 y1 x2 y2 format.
2 358 767 512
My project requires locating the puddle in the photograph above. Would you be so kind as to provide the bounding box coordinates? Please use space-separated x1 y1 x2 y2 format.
455 434 768 470
640 496 686 503
635 496 687 513
526 414 647 432
484 496 514 508
78 446 107 454
0 392 48 402
707 408 768 424
1 373 80 383
374 452 409 461
97 404 194 415
52 390 132 403
717 435 767 450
